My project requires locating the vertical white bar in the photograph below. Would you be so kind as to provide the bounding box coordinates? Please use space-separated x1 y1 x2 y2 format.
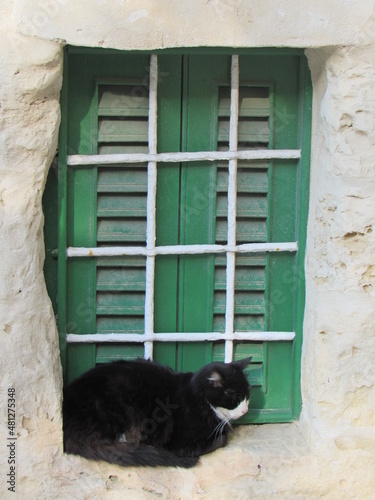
225 55 239 363
144 54 158 360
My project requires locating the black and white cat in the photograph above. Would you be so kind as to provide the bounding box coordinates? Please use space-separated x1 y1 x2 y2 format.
63 357 251 468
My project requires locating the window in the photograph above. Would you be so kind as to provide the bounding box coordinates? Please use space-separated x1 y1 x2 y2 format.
46 48 311 423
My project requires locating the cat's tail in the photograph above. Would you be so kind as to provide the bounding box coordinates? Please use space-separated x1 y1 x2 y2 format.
64 437 198 468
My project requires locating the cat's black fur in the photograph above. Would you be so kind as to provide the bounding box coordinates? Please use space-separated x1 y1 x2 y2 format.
63 357 251 468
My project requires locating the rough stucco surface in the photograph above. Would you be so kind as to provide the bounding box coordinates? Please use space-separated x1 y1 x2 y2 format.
1 1 375 498
10 0 375 49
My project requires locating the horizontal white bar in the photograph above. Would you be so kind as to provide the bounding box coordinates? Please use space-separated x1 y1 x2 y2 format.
67 149 301 166
67 241 298 258
66 331 296 344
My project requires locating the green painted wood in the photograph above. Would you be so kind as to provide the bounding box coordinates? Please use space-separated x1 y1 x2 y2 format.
97 267 146 291
96 344 144 363
66 344 96 385
218 119 270 144
218 86 270 117
97 292 145 316
98 118 148 143
214 292 265 315
98 144 149 155
217 168 269 194
98 85 149 117
216 194 268 218
65 53 98 379
97 194 146 217
96 256 146 332
214 253 267 335
153 55 182 369
97 219 147 243
177 55 229 372
292 57 312 419
64 52 154 382
97 316 144 334
97 168 148 193
65 260 97 383
215 254 267 267
213 315 265 333
237 54 305 424
214 79 270 381
216 219 267 243
51 48 312 423
214 266 266 291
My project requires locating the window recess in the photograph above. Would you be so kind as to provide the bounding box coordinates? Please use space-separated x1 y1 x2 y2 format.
56 50 312 423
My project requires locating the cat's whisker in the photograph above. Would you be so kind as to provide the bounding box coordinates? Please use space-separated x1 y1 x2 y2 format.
209 419 224 440
216 420 228 442
212 424 222 443
209 415 232 445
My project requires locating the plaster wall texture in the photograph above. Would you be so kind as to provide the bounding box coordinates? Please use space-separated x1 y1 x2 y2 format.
0 1 375 498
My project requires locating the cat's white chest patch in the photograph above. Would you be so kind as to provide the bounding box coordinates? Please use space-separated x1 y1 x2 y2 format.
212 398 249 421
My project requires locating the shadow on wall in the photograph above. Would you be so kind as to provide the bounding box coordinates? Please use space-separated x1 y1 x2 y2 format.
43 153 59 316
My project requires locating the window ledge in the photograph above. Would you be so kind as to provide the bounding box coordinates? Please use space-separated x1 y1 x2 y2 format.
59 422 375 497
61 423 313 496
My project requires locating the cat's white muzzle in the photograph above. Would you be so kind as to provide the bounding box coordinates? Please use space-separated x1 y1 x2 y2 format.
212 398 249 421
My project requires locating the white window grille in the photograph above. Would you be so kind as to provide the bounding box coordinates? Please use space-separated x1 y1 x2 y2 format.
66 54 300 362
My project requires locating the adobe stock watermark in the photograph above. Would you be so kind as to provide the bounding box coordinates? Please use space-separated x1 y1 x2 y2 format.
17 0 65 37
140 397 179 438
67 64 170 156
208 0 251 23
363 15 375 43
6 388 17 494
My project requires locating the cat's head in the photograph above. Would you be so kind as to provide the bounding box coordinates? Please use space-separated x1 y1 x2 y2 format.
193 357 251 421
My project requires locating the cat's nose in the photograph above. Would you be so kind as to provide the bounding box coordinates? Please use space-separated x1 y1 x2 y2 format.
240 402 249 415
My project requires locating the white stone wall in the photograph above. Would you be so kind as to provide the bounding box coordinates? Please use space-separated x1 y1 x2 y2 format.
1 1 375 498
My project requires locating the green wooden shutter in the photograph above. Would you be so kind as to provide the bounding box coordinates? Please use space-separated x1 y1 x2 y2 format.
51 48 311 423
96 82 148 363
213 85 271 401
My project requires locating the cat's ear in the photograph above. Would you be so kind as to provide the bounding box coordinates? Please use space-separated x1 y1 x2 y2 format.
207 371 223 388
232 357 252 371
